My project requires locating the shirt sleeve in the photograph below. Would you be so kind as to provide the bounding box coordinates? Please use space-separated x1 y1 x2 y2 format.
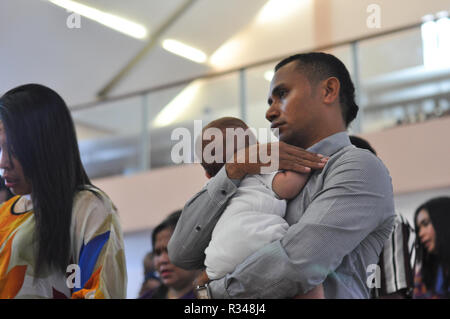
209 150 395 298
257 171 281 199
168 166 239 270
70 190 127 299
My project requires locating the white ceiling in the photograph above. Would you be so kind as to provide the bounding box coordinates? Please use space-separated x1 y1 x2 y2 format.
3 0 449 105
3 0 447 108
0 0 268 106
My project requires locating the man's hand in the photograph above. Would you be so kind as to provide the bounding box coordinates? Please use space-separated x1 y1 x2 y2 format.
225 141 328 180
193 269 210 288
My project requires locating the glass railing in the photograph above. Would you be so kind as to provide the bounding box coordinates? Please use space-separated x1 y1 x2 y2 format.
72 20 450 179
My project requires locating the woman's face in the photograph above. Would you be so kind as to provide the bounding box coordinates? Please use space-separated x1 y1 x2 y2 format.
416 209 437 254
153 227 198 290
0 121 32 195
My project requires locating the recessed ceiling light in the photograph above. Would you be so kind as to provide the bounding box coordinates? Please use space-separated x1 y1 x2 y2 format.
162 39 207 63
421 12 450 69
257 0 310 24
48 0 148 39
209 38 242 69
153 81 202 128
264 70 274 82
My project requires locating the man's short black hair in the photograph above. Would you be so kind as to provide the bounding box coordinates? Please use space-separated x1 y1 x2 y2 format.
349 135 377 156
275 52 359 127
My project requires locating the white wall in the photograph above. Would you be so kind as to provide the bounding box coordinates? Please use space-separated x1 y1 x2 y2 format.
394 186 450 226
123 230 152 299
361 116 450 194
93 163 207 233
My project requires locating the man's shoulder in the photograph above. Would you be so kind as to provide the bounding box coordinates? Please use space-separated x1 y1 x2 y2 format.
338 144 377 160
322 145 393 194
330 145 388 172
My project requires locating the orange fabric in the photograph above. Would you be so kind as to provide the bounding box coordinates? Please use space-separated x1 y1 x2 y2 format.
71 266 104 299
0 230 28 298
0 196 31 246
0 197 31 298
0 264 27 298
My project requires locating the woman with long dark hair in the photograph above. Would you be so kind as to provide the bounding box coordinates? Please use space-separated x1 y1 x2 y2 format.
413 197 450 298
0 84 127 298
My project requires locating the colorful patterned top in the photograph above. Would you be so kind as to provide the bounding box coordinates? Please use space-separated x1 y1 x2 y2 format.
413 264 450 299
0 186 127 298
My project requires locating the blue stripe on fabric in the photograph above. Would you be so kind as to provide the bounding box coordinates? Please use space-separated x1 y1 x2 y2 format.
73 231 110 292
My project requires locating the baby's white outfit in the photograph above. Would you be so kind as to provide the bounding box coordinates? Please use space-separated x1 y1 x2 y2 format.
204 172 289 280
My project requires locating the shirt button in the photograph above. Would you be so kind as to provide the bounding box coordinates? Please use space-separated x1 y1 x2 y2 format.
220 189 227 195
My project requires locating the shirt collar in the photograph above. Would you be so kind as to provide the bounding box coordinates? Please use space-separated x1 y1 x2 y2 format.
306 131 352 157
14 194 33 213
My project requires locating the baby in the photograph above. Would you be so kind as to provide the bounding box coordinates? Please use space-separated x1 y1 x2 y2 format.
199 117 323 298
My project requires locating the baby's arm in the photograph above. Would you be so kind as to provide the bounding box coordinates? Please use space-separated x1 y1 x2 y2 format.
272 170 309 200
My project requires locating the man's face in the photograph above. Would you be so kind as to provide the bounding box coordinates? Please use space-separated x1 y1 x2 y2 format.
266 61 323 148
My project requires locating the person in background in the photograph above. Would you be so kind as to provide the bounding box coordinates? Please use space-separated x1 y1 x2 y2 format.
349 135 415 299
0 177 13 204
139 210 199 299
413 197 450 298
138 252 161 297
0 84 127 298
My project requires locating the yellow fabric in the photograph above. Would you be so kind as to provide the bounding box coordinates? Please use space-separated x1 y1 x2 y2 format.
71 267 104 299
0 188 127 299
0 197 31 298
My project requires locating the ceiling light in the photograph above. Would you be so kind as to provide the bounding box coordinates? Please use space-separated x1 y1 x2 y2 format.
48 0 148 39
264 70 274 82
257 0 310 24
421 12 450 69
421 17 439 68
153 81 202 128
436 12 450 68
162 39 207 63
209 38 242 69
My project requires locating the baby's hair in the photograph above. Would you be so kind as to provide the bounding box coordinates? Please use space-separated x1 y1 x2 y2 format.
199 117 256 177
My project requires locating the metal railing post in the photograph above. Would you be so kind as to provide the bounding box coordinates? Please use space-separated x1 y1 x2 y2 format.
239 68 247 122
351 41 363 134
140 94 150 171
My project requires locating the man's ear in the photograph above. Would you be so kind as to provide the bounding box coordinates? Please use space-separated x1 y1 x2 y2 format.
322 77 340 105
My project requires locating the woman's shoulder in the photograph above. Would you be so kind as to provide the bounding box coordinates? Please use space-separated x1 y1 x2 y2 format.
73 185 118 219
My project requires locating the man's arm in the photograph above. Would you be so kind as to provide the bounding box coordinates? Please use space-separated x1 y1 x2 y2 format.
168 142 327 270
208 151 396 298
168 167 238 269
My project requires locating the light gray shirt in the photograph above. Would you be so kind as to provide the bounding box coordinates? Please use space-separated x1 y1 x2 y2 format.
168 132 396 299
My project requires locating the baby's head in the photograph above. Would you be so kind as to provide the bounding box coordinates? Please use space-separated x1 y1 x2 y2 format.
198 117 257 179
